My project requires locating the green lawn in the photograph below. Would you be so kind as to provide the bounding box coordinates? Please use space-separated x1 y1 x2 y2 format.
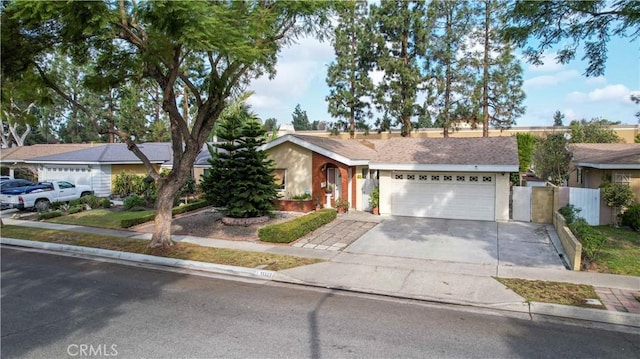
49 209 155 229
591 226 640 276
0 225 321 271
495 278 605 309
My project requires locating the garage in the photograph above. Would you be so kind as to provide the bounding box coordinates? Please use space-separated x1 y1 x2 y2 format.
390 172 495 221
39 165 93 186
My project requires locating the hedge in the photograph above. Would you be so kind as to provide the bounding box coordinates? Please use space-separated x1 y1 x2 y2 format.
172 199 208 215
120 200 209 228
37 210 63 220
258 209 337 243
120 213 157 228
570 218 608 262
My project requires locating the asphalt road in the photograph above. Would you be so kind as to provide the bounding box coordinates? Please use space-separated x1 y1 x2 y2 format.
2 247 639 359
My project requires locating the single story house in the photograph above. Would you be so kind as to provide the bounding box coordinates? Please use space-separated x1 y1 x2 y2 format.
263 135 518 221
21 143 173 197
568 143 640 224
0 143 96 179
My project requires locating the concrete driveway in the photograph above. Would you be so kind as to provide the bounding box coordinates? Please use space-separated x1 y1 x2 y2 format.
345 217 566 269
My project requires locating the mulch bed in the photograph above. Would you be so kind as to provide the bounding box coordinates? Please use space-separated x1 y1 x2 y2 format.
132 208 303 242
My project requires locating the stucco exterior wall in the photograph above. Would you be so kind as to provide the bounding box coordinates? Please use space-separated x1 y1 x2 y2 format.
495 174 510 221
379 170 392 215
267 142 313 198
354 166 367 211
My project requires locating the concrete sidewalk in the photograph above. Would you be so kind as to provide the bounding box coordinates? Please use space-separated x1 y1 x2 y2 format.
2 217 639 329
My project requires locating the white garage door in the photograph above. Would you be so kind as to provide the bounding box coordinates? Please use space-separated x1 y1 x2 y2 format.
40 165 92 186
391 172 495 221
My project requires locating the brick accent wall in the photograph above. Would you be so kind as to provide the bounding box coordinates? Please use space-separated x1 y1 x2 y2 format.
311 152 354 208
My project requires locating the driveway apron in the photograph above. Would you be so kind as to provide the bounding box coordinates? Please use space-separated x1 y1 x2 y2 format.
345 217 566 269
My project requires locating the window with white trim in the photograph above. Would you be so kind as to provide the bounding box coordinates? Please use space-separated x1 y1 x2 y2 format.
274 169 286 191
614 173 631 184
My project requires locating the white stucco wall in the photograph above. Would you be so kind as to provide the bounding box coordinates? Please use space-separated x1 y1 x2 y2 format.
494 173 510 221
379 170 393 215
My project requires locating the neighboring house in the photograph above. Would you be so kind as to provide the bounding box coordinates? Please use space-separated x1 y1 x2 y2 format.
21 143 173 197
0 144 96 179
263 134 518 221
568 143 640 224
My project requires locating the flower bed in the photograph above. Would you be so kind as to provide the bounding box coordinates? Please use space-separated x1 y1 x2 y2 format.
273 199 315 213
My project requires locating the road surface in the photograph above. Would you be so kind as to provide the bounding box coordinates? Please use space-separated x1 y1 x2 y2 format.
2 247 639 358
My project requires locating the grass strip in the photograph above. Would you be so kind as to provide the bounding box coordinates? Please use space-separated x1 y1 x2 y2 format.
1 225 321 271
495 277 605 309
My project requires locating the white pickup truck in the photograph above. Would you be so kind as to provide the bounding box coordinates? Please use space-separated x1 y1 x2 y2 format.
1 180 94 211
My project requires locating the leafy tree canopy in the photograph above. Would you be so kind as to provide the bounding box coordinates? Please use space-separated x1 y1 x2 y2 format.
504 0 640 77
569 118 621 143
533 133 571 185
2 0 333 247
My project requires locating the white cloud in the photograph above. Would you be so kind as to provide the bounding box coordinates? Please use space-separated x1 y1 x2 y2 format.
584 76 607 86
247 36 334 118
566 84 634 103
523 70 580 88
526 53 565 72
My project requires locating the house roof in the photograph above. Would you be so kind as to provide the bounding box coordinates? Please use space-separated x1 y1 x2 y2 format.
369 137 519 172
263 134 519 172
25 143 172 164
571 143 640 169
0 144 97 163
262 134 377 166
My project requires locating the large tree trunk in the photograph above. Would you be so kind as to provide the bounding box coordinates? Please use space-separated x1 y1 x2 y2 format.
148 177 182 248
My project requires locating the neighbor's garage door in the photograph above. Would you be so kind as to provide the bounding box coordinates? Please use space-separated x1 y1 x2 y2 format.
40 165 92 186
391 172 495 221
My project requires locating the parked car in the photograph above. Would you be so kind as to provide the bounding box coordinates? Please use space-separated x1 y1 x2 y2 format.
0 175 13 181
1 180 93 211
0 179 35 209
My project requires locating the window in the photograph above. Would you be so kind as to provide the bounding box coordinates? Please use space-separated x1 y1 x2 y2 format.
482 176 492 183
58 181 75 189
395 174 404 180
431 175 440 181
469 176 478 182
419 175 428 181
456 175 465 182
614 173 631 184
407 174 415 180
274 169 286 191
444 175 452 181
577 168 583 185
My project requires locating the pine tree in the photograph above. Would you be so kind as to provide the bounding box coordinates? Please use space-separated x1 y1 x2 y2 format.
425 0 476 137
553 110 565 126
326 0 373 138
201 107 279 218
470 0 525 134
291 104 311 131
370 0 428 136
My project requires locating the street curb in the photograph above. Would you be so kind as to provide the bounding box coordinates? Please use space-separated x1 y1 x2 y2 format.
530 302 640 329
272 272 531 312
3 238 639 331
0 238 276 281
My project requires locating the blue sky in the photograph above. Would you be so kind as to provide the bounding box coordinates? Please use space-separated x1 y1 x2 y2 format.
247 34 639 128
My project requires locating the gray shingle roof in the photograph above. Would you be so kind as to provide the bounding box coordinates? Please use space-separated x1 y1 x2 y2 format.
291 135 379 160
28 143 172 164
571 143 640 165
371 137 519 166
